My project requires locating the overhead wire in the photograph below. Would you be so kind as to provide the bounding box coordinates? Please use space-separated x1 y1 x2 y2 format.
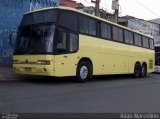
84 0 92 4
135 0 160 18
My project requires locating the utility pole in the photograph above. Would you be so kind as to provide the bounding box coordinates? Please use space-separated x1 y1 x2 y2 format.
115 8 119 23
112 0 119 23
91 0 100 16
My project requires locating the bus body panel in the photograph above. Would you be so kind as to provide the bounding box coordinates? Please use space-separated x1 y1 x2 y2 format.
54 54 79 76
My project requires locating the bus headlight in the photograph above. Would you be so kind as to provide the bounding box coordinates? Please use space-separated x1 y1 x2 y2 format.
13 60 20 64
37 60 50 65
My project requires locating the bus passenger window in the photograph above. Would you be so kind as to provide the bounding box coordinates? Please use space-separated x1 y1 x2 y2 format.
101 23 111 39
134 34 142 46
124 30 133 44
149 39 154 49
112 26 118 41
57 31 67 53
112 26 123 42
79 16 89 34
129 32 134 44
60 11 78 32
89 19 96 36
118 28 123 42
69 33 78 52
142 36 149 48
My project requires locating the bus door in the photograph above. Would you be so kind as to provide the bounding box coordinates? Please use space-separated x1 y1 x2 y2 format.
54 28 79 76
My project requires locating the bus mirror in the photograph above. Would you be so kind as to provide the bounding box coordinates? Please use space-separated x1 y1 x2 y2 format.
9 30 17 47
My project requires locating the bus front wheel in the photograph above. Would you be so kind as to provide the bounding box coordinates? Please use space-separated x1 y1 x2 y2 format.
134 63 141 78
76 61 92 83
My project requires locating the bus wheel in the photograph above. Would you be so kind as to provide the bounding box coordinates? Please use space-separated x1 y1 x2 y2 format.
76 61 92 83
140 64 147 77
134 63 141 78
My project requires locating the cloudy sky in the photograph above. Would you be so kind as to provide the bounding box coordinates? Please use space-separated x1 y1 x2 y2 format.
75 0 160 20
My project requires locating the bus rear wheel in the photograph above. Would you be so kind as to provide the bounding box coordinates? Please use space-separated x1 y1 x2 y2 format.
140 64 147 77
76 61 92 83
134 63 141 78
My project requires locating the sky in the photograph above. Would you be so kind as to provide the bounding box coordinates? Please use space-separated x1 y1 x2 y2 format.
75 0 160 20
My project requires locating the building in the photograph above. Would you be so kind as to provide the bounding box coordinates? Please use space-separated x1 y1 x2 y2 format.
118 16 160 45
60 0 76 8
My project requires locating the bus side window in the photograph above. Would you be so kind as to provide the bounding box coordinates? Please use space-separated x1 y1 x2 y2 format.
134 33 142 47
69 33 78 52
124 30 134 44
101 23 111 39
89 18 96 36
129 32 134 44
79 16 89 34
112 26 118 41
149 39 154 49
97 21 101 37
57 29 78 53
142 36 149 48
60 11 78 32
112 26 123 42
57 30 68 53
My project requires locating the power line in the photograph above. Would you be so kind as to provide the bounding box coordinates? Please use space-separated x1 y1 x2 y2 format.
135 0 160 18
124 0 127 15
84 0 92 4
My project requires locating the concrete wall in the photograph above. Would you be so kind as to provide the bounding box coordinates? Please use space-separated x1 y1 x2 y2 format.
0 0 59 66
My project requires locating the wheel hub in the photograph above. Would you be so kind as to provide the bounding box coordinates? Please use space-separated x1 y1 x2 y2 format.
80 66 88 79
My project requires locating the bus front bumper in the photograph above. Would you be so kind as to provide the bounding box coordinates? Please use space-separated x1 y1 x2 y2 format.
13 64 55 76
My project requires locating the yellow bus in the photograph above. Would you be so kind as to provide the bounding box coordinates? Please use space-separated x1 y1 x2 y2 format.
12 7 155 82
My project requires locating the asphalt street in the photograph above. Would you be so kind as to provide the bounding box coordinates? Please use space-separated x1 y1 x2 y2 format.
0 73 160 113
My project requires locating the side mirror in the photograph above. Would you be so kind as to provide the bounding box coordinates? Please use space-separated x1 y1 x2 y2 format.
9 29 17 47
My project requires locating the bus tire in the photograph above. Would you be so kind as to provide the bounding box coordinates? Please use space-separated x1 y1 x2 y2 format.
76 61 92 83
140 63 147 77
134 63 141 78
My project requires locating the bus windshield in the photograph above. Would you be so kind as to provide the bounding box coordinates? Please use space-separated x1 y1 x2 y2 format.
14 24 55 54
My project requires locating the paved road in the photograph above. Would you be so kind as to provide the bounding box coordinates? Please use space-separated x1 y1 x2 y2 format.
0 73 160 113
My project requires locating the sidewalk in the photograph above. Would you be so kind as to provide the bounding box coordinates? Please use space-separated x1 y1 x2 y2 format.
0 66 44 81
0 67 19 81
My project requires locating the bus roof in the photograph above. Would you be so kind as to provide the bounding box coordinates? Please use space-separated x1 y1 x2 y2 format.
26 6 153 39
